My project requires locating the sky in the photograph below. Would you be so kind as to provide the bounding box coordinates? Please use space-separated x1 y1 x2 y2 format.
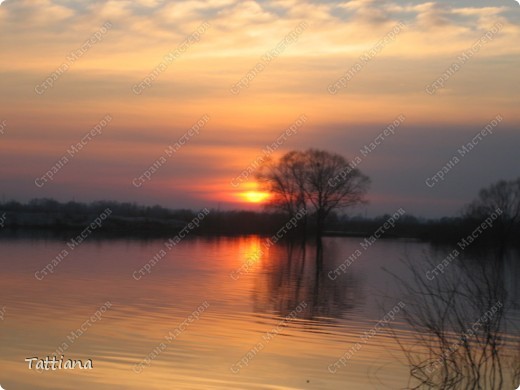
0 0 519 218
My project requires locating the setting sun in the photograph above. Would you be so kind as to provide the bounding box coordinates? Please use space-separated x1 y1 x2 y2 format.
241 191 270 204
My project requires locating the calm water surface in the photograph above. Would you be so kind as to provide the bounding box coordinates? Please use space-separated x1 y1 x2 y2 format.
0 236 519 389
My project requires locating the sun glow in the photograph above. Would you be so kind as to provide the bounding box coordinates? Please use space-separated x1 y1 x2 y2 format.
241 191 270 204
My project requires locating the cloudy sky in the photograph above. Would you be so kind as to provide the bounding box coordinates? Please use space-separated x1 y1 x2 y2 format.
0 0 519 217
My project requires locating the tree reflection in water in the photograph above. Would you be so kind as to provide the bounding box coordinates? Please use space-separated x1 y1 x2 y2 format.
251 238 365 321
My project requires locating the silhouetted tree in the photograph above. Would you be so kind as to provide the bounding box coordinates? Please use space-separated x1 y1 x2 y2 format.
465 177 520 252
258 151 308 218
258 149 370 240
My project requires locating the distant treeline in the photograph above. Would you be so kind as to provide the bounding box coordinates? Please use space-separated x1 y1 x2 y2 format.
0 198 518 247
0 198 288 237
328 213 517 248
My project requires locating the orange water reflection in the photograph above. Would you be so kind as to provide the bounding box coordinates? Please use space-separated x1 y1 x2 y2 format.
1 236 518 389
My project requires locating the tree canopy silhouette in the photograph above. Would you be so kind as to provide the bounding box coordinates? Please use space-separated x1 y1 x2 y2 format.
465 177 520 251
257 149 370 239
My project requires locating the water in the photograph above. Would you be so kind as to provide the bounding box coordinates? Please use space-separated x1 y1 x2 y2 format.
0 236 519 389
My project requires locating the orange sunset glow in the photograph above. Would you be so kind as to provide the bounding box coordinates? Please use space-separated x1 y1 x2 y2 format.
240 190 271 204
0 0 519 218
1 1 520 390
